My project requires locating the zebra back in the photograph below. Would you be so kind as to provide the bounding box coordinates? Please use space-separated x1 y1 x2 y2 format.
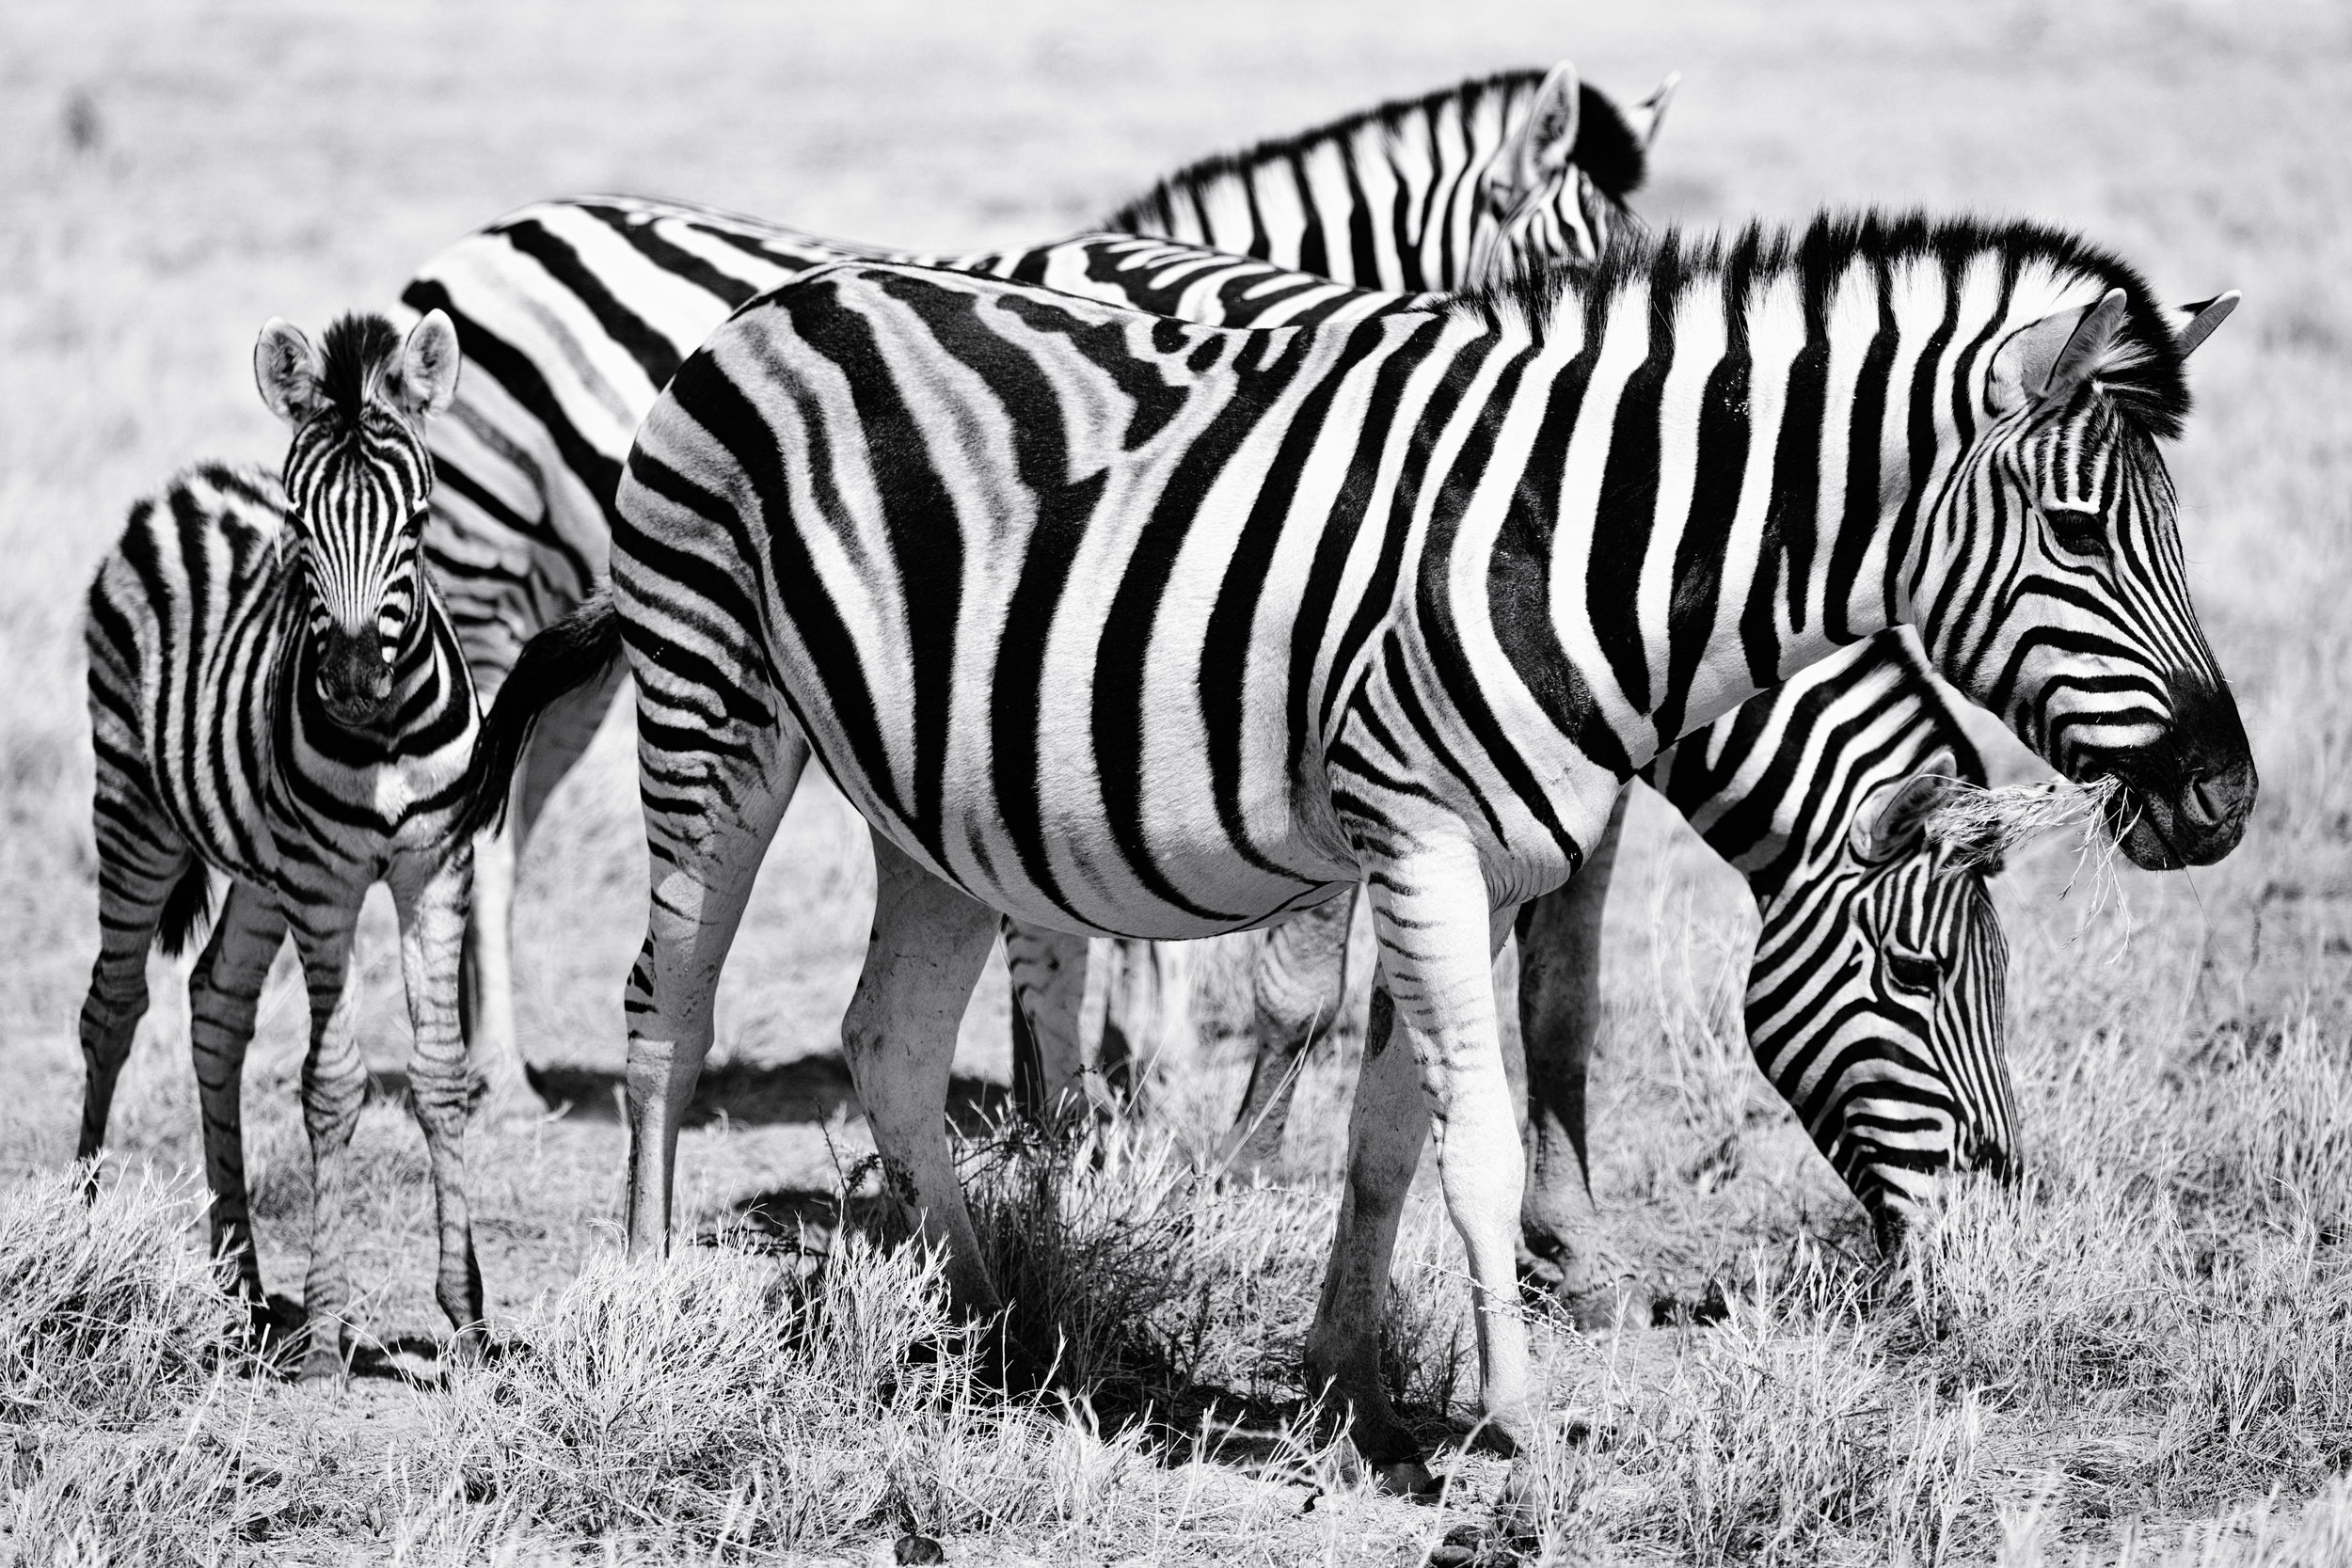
399 62 1660 696
1102 63 1665 290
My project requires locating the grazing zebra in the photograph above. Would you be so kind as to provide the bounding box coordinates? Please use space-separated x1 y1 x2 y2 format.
500 210 2251 1486
1227 632 2014 1289
400 59 1665 1111
78 312 485 1378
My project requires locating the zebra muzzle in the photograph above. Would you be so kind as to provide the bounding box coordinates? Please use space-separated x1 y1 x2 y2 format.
317 631 396 726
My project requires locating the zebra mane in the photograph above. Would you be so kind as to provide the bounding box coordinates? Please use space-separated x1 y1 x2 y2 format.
1100 68 1650 232
315 312 405 430
1458 212 2195 439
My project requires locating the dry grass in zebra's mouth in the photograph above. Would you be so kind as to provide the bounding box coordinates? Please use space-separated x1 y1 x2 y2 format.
1929 774 2134 916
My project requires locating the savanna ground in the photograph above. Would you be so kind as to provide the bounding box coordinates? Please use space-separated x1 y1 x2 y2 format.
5 0 2352 1561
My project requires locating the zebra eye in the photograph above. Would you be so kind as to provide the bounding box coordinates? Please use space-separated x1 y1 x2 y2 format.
1885 951 1941 994
2042 503 2109 558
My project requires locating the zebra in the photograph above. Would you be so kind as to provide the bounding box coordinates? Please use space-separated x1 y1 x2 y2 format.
77 311 485 1379
486 211 2251 1488
433 206 2033 1290
399 58 1666 1112
1224 631 2013 1294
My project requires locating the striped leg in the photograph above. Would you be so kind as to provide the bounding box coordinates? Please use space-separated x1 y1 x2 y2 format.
389 846 486 1355
186 882 289 1313
1515 786 1629 1308
77 800 193 1166
1224 889 1356 1177
622 727 807 1256
1002 919 1099 1123
1308 853 1524 1483
464 655 627 1120
843 830 1003 1318
287 902 370 1382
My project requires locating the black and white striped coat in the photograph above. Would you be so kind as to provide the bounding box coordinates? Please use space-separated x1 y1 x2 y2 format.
78 312 485 1377
400 60 1660 1110
580 214 2250 1481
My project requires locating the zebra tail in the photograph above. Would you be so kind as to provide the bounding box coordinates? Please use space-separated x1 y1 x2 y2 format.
452 594 625 841
154 862 214 958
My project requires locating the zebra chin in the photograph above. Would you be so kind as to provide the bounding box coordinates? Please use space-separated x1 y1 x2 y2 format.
2071 673 2258 870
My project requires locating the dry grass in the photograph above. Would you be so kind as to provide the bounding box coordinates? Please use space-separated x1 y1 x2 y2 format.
5 0 2352 1561
0 1166 246 1428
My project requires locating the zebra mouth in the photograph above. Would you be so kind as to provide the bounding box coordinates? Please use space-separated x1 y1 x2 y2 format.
2088 758 2255 872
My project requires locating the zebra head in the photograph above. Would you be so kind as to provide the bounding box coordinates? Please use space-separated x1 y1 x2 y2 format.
1912 261 2252 871
1748 748 2016 1252
1469 61 1673 283
253 309 461 728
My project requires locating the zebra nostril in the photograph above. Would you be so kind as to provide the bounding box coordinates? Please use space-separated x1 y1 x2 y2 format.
2188 775 2230 827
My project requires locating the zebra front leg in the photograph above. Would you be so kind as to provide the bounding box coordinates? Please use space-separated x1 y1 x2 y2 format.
390 845 486 1359
1002 918 1100 1124
1225 889 1355 1178
186 882 289 1318
844 830 1004 1320
622 729 805 1256
288 904 370 1382
1515 785 1629 1313
1310 856 1530 1477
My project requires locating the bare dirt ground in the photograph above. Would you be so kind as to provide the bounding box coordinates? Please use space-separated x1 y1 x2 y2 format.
5 0 2352 1562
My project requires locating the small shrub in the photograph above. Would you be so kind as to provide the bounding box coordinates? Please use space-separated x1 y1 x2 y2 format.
0 1165 246 1425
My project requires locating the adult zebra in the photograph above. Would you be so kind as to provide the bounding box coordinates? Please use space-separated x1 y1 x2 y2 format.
402 59 1667 1111
518 213 2250 1484
78 312 485 1378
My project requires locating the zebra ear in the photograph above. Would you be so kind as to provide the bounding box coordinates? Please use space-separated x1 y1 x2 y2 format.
1988 288 2131 414
2170 291 2241 358
253 318 326 428
1501 59 1582 185
1985 286 2136 413
1628 71 1678 150
1849 748 1962 863
389 309 463 421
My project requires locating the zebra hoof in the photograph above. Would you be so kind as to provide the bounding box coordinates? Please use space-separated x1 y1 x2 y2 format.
1370 1457 1438 1497
297 1342 347 1385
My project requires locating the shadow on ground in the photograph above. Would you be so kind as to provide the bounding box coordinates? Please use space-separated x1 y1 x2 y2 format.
363 1058 1013 1130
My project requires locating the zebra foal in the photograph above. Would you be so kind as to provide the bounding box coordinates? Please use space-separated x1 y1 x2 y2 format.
555 212 2252 1487
78 311 485 1376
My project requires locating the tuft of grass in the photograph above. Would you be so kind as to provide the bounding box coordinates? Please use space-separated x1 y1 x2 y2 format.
0 1165 247 1427
411 1227 1166 1556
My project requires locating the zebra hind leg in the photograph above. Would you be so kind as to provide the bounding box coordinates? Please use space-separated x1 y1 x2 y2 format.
1002 917 1100 1125
1225 889 1356 1179
287 902 371 1383
389 844 486 1359
1515 785 1629 1324
622 725 807 1256
462 656 626 1123
186 881 290 1326
844 830 1007 1328
77 798 199 1172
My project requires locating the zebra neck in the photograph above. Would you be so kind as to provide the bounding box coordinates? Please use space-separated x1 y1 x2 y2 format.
1495 240 2007 777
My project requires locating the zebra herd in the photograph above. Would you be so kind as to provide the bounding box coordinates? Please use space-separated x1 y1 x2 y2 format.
72 56 2253 1494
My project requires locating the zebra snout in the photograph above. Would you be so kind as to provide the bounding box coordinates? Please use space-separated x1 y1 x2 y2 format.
317 631 395 725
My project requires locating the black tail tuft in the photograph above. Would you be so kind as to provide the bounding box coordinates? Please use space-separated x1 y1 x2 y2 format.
453 594 625 842
155 861 214 958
